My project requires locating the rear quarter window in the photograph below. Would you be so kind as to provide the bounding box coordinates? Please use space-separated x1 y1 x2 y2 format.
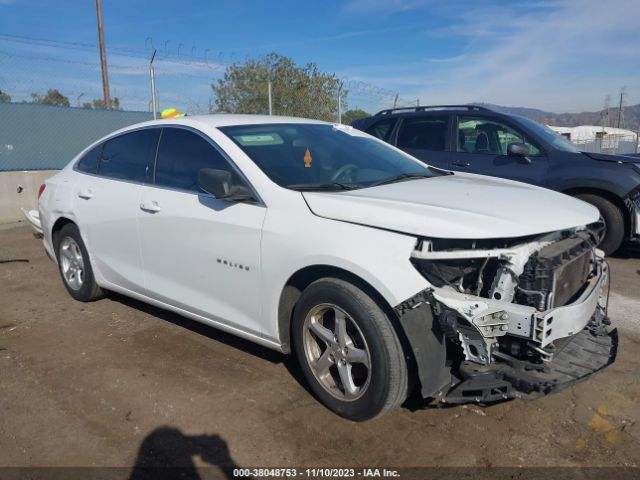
76 144 103 174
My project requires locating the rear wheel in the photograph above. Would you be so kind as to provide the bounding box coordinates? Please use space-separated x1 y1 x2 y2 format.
576 194 625 255
55 223 104 301
292 278 408 421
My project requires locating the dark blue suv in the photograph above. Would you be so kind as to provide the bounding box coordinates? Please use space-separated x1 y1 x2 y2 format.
352 105 640 255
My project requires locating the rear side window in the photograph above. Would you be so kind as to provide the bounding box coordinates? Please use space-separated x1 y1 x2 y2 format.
397 116 448 151
76 144 103 174
98 129 160 183
154 128 234 192
365 119 396 142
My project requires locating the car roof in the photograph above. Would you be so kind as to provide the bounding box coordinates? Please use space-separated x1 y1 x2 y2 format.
373 105 497 117
351 105 506 128
128 114 331 131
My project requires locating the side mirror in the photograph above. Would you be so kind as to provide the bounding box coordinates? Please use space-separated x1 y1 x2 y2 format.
197 168 254 202
507 143 531 163
198 168 231 197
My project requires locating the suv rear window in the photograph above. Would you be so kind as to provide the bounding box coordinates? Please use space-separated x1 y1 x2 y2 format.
397 116 448 151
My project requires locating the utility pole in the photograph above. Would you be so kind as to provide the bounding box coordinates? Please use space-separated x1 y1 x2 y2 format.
602 94 611 130
337 82 342 124
617 86 626 129
95 0 111 109
149 49 158 119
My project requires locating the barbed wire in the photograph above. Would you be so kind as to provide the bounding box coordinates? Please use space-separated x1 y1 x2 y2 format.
0 32 415 116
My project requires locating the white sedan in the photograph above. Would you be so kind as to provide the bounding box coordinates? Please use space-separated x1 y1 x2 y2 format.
38 115 617 420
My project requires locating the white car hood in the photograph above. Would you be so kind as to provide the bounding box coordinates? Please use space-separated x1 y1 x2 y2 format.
302 173 600 239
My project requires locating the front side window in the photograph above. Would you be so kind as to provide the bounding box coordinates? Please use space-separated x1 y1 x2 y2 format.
76 143 103 174
220 123 440 190
457 116 541 155
396 116 448 151
154 128 234 192
98 129 160 182
365 119 396 142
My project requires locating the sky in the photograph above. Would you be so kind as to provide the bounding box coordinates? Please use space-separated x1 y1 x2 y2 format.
0 0 639 113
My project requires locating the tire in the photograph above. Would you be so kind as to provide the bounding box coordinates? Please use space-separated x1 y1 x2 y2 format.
576 194 625 255
292 278 408 421
54 223 105 302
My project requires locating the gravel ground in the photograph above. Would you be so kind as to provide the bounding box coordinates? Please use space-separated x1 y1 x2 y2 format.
0 223 639 473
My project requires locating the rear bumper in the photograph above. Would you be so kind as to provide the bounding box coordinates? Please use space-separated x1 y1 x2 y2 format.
21 208 43 235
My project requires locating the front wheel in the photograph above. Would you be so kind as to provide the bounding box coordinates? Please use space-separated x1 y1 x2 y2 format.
576 194 625 255
292 278 408 421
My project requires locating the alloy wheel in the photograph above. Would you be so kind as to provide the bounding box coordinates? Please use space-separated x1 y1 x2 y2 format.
302 303 372 401
59 236 85 291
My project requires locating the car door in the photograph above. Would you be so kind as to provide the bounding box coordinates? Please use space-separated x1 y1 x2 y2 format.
449 114 549 185
137 126 266 336
72 128 159 294
394 114 451 169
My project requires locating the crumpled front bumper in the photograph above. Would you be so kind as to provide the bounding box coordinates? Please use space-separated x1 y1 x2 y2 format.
430 258 609 349
394 257 618 405
441 312 618 404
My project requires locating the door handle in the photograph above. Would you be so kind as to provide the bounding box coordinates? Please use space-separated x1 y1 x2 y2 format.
77 189 93 199
452 161 471 168
139 201 161 213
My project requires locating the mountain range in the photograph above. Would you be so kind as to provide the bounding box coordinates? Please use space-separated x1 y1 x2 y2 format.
472 102 640 132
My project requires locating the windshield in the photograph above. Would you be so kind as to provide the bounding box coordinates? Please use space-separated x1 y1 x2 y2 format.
219 123 440 190
513 116 581 153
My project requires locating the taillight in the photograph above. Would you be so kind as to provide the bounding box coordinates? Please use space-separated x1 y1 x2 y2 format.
38 183 46 199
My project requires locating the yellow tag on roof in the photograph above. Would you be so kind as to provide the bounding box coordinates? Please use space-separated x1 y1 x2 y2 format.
304 147 312 168
161 108 186 119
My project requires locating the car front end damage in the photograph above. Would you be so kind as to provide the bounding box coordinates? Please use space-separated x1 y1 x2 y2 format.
395 222 618 404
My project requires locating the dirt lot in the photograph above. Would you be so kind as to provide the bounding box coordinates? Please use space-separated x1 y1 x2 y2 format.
1 223 639 472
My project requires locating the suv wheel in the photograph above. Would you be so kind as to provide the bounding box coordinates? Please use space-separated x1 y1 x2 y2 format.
576 194 625 255
292 278 408 421
55 223 104 301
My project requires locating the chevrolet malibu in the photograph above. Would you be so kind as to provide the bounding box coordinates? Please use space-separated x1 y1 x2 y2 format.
38 115 617 421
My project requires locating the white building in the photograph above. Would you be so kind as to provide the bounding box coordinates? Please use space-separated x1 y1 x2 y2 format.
547 125 638 154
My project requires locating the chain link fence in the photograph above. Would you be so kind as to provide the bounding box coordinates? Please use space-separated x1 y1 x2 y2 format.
0 33 421 172
0 33 416 122
571 134 639 155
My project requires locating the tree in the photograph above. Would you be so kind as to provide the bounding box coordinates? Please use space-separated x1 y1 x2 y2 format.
211 53 346 121
342 109 370 126
0 90 11 103
82 97 121 110
30 89 70 107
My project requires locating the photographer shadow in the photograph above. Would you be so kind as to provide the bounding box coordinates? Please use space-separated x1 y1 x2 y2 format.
129 426 240 480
